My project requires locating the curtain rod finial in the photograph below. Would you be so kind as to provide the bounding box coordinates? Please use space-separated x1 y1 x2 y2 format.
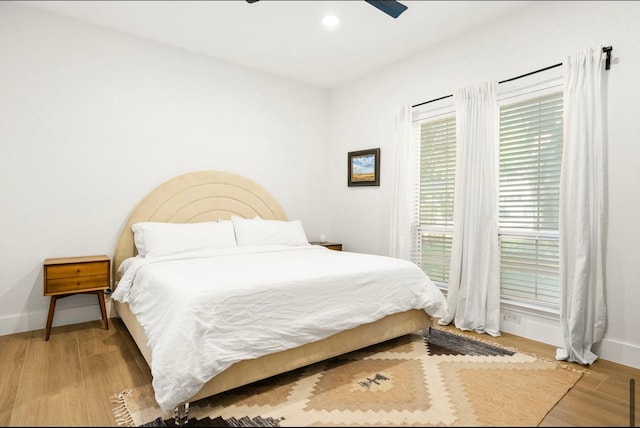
603 46 613 70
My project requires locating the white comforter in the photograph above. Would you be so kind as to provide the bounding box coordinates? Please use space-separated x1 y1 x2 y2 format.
112 245 447 410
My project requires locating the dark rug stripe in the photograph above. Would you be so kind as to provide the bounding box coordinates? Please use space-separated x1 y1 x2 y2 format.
141 415 284 427
425 327 515 357
140 416 234 427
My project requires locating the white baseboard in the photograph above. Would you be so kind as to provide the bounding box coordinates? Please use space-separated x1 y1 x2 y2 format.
0 296 117 337
500 308 564 348
598 336 640 370
500 307 640 369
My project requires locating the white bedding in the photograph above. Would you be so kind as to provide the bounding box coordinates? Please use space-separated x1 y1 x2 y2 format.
112 245 447 410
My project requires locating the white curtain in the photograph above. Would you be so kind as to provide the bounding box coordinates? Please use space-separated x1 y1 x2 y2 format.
438 81 501 337
556 47 607 365
389 104 414 260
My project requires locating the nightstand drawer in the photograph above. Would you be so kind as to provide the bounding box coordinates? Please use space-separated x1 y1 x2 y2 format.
323 244 342 251
309 242 343 251
46 274 109 294
45 261 108 280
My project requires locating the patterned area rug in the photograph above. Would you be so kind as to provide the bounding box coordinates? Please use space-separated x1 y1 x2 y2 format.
111 328 583 427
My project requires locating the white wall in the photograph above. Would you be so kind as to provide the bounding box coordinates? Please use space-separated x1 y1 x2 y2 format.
2 1 638 370
328 1 640 368
0 3 330 335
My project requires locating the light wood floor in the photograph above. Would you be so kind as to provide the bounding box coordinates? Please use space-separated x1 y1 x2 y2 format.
0 318 637 427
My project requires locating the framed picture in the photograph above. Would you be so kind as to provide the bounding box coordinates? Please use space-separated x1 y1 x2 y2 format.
348 148 380 187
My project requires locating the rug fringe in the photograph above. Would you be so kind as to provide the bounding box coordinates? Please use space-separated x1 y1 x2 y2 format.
111 388 135 427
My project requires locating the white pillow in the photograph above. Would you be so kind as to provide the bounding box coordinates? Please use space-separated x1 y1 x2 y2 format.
131 221 237 258
231 216 309 247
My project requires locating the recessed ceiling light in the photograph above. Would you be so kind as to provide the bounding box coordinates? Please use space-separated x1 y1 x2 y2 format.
321 14 340 28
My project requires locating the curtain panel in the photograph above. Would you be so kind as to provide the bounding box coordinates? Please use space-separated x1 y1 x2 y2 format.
437 81 501 337
389 104 414 260
556 46 607 365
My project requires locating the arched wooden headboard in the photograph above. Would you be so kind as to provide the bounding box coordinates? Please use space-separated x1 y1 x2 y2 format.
113 170 287 282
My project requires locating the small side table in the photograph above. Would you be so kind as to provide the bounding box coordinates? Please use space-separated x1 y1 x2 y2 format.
43 255 111 341
310 242 343 251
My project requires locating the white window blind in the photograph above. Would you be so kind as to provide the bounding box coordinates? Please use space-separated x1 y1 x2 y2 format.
498 91 563 305
415 115 456 284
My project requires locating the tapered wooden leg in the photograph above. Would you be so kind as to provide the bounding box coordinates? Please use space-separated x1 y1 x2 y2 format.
45 295 58 341
97 291 109 330
45 291 108 341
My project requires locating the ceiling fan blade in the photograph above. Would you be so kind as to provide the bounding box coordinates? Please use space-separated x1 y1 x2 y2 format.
365 0 408 19
246 0 408 19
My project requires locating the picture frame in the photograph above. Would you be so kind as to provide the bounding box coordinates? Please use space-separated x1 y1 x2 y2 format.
348 148 380 187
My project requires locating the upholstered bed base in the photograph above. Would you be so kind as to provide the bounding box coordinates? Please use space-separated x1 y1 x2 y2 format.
111 170 432 415
116 300 431 404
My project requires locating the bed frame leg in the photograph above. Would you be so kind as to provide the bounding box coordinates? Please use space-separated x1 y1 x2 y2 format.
174 402 190 426
420 326 431 338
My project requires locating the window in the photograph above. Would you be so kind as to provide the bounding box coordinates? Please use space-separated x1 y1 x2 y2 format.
499 92 562 306
413 85 562 310
414 114 456 284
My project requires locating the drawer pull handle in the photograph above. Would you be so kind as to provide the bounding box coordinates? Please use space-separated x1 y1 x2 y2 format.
77 269 81 273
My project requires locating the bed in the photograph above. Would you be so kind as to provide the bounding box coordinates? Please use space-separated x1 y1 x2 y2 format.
111 170 447 421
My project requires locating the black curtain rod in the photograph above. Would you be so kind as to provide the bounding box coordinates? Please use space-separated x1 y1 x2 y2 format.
412 46 613 109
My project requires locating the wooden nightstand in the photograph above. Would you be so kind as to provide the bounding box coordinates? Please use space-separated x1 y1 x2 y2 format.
310 242 343 251
43 255 111 341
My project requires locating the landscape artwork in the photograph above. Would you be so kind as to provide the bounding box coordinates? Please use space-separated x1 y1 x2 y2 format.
348 148 380 187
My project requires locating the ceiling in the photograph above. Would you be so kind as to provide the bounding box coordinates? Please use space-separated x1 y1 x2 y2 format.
19 0 530 89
